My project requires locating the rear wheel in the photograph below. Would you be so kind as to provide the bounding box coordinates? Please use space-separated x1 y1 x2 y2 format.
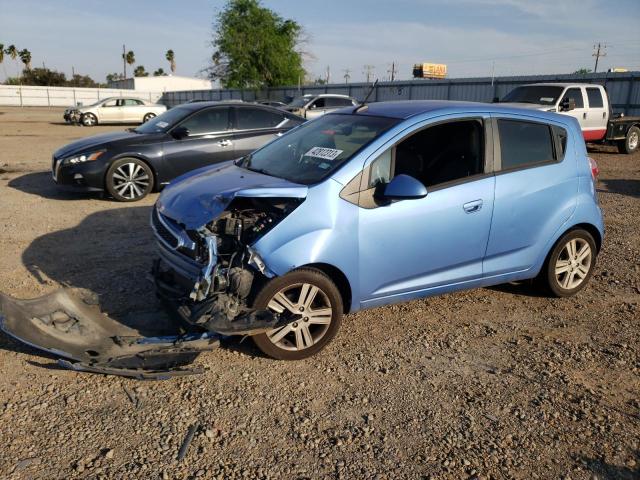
252 269 343 360
81 113 97 126
617 125 639 154
143 112 156 123
539 229 597 297
105 158 154 202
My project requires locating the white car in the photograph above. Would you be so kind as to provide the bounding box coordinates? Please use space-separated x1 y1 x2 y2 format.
284 94 357 119
64 97 167 127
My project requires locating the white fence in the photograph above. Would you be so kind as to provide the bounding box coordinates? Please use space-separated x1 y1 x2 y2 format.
0 85 166 107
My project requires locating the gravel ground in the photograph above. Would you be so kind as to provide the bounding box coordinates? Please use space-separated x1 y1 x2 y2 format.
0 107 638 480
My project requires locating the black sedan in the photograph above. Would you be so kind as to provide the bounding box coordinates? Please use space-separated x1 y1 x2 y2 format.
51 102 305 201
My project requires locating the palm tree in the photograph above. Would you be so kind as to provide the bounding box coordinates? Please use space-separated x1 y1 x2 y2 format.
5 44 17 61
165 49 175 74
122 50 135 76
153 67 166 76
18 49 32 70
0 44 4 65
133 65 148 77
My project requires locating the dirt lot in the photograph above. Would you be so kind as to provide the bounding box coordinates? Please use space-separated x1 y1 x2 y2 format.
0 107 638 479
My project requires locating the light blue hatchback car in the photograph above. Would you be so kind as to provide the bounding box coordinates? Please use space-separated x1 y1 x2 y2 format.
152 100 604 360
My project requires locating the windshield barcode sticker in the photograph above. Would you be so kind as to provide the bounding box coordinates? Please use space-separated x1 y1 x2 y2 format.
304 147 343 161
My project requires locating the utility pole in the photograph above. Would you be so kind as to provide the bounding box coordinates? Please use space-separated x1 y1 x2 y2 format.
325 65 331 84
592 43 607 73
387 61 398 82
72 66 76 86
122 44 127 79
343 68 351 84
363 64 375 83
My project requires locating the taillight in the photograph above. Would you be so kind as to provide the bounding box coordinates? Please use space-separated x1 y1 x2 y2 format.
588 157 599 180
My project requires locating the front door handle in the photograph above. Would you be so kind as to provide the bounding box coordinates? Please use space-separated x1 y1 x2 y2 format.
583 112 587 119
463 199 483 213
217 139 232 147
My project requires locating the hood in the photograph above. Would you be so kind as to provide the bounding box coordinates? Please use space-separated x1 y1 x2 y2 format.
157 162 308 229
53 131 160 159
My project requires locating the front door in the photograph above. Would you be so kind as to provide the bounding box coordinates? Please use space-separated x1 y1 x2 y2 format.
162 106 236 179
559 87 587 134
356 117 495 307
98 99 124 122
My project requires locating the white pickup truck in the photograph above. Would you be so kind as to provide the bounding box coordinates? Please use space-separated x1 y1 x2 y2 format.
499 83 640 154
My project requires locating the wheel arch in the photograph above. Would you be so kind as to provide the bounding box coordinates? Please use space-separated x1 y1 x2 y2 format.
103 155 159 192
302 262 353 314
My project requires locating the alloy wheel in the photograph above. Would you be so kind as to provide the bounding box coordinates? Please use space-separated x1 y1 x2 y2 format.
629 130 639 151
554 238 592 290
111 162 150 200
265 283 333 351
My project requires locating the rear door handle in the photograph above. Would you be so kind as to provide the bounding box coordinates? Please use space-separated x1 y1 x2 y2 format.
463 199 483 213
217 139 232 147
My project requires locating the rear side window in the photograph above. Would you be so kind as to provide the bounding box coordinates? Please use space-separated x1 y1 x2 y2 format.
235 107 285 129
563 88 584 108
498 119 555 170
325 97 354 107
586 88 604 108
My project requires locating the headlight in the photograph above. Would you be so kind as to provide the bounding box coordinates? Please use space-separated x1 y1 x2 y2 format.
64 150 106 165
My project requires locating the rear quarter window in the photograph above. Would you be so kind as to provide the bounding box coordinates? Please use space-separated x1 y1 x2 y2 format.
497 119 556 170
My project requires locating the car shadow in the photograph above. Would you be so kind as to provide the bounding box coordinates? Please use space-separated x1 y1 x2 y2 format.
486 280 548 298
579 451 639 480
7 171 112 201
598 178 640 199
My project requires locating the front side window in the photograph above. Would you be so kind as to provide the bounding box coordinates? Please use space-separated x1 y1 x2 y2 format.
563 88 584 108
501 86 564 106
102 99 118 107
498 119 555 170
179 108 230 135
311 98 326 109
239 114 399 184
586 87 604 108
235 108 285 130
325 97 354 107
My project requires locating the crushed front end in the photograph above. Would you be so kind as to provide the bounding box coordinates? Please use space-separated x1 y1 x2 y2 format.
151 195 303 336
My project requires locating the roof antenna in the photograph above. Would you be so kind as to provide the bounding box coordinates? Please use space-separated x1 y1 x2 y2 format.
354 79 378 113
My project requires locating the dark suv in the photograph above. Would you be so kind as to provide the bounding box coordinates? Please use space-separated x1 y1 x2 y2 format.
51 102 305 201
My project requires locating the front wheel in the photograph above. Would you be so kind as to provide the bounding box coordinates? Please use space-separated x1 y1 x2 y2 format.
617 125 639 154
252 268 343 360
143 112 156 123
81 113 97 126
105 158 154 202
539 229 597 297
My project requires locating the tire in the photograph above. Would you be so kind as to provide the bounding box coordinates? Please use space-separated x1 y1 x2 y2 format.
81 113 98 127
105 158 154 202
252 268 343 360
143 113 156 123
538 229 597 297
617 125 639 154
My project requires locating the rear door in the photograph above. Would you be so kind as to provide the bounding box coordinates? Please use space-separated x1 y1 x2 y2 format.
122 98 145 122
584 86 608 141
231 106 296 158
483 115 577 277
162 106 236 178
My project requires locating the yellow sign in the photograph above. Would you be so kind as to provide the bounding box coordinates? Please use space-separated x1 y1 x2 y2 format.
413 63 448 79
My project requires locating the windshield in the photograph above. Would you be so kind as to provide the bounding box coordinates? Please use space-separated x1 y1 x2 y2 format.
502 86 564 106
134 107 191 134
239 114 399 184
288 96 313 108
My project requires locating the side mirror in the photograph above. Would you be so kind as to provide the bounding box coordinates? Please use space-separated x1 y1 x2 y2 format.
560 98 576 112
380 174 428 200
309 104 316 110
171 126 189 139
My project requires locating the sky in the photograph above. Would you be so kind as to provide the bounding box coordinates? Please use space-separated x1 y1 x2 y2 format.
1 0 639 85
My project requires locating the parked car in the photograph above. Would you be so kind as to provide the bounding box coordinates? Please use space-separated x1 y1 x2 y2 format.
151 100 604 360
285 94 358 119
499 83 640 154
63 97 167 127
52 101 305 201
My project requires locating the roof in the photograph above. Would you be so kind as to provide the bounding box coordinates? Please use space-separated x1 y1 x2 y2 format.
332 100 574 123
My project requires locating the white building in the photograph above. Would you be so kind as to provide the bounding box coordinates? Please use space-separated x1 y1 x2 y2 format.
108 75 212 92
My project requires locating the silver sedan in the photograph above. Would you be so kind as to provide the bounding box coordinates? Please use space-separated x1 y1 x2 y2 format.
64 97 167 126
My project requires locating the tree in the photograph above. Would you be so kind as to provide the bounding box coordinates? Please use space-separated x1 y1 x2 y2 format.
573 68 592 74
5 44 17 61
18 67 66 86
106 72 124 84
209 0 305 89
123 50 135 75
18 49 31 70
165 49 176 73
133 65 148 77
0 44 4 65
153 68 166 76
